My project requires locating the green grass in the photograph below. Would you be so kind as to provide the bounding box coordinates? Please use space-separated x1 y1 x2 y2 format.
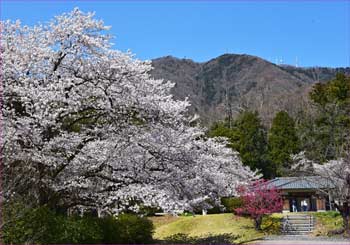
312 211 343 236
150 213 282 244
148 211 346 243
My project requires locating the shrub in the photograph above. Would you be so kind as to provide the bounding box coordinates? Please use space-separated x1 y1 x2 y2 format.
261 215 282 234
222 197 243 212
2 203 154 244
2 204 61 244
207 206 222 214
312 211 343 236
56 215 103 244
206 197 243 214
97 215 121 243
115 213 154 244
163 233 239 244
314 211 341 219
2 204 102 244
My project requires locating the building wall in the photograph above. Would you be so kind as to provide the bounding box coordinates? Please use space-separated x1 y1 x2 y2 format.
316 197 326 211
281 189 328 212
283 198 290 213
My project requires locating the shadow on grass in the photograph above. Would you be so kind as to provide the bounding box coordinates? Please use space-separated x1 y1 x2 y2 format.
158 233 241 244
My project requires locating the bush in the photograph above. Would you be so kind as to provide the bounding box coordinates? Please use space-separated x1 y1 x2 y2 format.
314 211 341 219
2 205 102 244
222 197 243 212
312 211 343 236
2 204 60 244
97 215 120 244
206 197 244 214
163 233 240 244
115 213 154 244
261 215 282 234
56 215 103 244
3 204 154 244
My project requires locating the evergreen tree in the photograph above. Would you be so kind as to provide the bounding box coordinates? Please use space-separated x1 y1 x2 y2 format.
235 111 271 178
300 73 350 162
268 111 299 176
208 111 272 178
207 120 239 149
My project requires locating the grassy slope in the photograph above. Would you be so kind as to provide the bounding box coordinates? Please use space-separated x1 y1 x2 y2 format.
150 212 346 243
312 211 343 236
150 213 280 244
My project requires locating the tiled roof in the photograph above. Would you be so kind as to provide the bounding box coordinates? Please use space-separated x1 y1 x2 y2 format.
266 176 334 190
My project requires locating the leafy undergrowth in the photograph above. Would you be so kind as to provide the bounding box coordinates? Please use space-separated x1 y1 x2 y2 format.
150 213 282 244
312 211 343 237
261 213 283 234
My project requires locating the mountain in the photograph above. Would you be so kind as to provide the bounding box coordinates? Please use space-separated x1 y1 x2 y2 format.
151 54 350 126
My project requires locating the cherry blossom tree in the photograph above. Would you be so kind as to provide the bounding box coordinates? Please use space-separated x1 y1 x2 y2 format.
292 152 350 236
1 8 258 216
234 179 283 230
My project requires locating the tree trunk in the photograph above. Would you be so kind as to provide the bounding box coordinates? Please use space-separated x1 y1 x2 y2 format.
254 216 263 230
342 202 350 237
336 201 350 237
344 216 350 237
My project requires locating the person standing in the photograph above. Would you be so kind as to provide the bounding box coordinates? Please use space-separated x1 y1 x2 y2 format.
302 199 308 212
292 199 297 212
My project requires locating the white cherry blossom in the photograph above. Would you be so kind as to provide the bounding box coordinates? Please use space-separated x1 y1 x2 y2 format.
1 8 258 214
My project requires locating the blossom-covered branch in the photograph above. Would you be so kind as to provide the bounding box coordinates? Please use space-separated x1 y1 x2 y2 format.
1 8 258 215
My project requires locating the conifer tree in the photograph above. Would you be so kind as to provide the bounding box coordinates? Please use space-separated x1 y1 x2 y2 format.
235 111 271 178
299 73 350 162
268 111 299 176
208 111 272 178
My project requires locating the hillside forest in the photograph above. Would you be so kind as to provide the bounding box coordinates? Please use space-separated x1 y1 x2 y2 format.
207 73 350 178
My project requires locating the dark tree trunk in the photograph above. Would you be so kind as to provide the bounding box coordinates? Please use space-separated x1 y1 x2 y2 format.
334 201 350 237
342 202 350 237
254 216 263 230
344 216 350 236
345 172 350 237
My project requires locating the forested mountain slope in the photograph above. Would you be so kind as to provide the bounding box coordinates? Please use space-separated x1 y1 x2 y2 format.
151 54 350 125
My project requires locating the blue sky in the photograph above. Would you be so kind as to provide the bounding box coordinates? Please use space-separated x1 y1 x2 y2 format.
1 1 349 67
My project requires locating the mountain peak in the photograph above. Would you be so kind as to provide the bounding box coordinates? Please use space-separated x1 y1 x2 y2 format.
151 54 349 126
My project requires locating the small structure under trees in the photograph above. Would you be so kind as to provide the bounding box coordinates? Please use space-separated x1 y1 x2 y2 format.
265 176 334 213
292 152 350 236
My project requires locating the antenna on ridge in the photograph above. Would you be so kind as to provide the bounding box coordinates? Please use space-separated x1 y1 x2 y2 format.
295 56 299 67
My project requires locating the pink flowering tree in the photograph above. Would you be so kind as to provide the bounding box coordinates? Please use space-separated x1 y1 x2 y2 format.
234 179 283 230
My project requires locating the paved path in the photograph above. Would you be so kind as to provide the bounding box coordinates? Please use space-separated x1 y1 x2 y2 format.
252 240 349 244
250 235 350 245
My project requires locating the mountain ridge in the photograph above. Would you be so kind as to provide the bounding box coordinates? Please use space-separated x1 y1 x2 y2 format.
150 53 350 126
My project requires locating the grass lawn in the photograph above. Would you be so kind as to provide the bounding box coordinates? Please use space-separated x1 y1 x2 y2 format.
149 213 282 244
